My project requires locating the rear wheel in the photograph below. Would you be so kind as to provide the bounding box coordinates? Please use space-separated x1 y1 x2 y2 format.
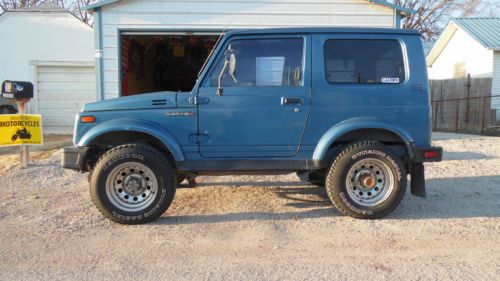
90 144 176 224
325 141 406 219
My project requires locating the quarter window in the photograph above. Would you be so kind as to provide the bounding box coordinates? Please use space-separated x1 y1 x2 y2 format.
324 40 405 84
206 38 304 87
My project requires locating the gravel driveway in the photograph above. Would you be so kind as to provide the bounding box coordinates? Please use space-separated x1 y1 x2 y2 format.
0 132 499 280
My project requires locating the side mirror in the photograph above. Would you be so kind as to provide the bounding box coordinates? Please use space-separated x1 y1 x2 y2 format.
228 53 237 82
217 59 229 96
217 52 237 96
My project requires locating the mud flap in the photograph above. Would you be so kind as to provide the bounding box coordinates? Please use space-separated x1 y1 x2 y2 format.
410 163 426 198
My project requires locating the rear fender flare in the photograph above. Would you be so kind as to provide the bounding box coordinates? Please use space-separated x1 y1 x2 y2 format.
312 117 414 161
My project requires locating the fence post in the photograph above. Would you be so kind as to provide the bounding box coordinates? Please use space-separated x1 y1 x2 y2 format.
455 99 459 133
465 74 471 124
433 101 437 131
481 96 487 135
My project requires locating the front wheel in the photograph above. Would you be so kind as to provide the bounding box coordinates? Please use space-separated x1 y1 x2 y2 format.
326 141 407 219
90 144 176 224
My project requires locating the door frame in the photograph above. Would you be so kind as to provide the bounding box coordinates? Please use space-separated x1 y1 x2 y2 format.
195 34 313 158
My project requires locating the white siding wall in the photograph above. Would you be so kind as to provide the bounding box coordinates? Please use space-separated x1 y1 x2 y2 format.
100 0 395 99
0 12 94 87
492 51 500 109
0 12 95 119
427 28 493 79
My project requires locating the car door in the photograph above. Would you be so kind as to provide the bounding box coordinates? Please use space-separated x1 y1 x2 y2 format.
197 35 311 158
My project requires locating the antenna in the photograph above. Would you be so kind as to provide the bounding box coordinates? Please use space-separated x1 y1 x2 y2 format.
197 13 238 78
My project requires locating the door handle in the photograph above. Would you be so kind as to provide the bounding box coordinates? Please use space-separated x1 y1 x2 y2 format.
281 97 303 105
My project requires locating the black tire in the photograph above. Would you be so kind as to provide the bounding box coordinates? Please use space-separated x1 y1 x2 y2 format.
296 171 326 186
325 141 407 219
11 135 18 141
90 144 176 224
0 105 17 114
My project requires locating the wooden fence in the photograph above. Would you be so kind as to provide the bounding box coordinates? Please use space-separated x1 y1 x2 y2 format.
430 76 499 135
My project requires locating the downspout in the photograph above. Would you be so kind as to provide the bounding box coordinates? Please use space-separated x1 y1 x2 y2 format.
394 10 402 29
93 7 104 101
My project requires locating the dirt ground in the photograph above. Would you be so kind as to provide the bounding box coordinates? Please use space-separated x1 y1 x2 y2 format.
0 132 499 280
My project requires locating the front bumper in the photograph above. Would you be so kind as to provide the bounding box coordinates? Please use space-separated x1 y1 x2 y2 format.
62 146 89 171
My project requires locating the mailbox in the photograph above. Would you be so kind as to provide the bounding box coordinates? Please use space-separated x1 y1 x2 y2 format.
1 81 34 100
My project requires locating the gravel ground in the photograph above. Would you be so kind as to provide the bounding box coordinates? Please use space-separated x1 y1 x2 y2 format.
0 132 499 280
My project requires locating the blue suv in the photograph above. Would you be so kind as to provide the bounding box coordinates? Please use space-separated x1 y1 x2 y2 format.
62 28 442 224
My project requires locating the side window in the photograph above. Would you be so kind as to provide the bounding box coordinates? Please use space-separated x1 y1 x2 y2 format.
324 40 405 84
205 38 304 87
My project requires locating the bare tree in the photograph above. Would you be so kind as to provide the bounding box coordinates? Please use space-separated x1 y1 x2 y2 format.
0 0 47 12
450 0 500 17
394 0 455 40
394 0 500 40
65 0 92 25
0 0 93 25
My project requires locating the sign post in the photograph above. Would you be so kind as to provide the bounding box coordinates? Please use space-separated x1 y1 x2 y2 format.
17 100 29 168
1 81 42 169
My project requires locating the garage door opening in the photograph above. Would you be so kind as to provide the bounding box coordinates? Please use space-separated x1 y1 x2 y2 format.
121 33 219 96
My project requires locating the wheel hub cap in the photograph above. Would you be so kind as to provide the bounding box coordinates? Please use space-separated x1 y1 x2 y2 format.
105 162 159 212
123 174 146 195
345 158 395 207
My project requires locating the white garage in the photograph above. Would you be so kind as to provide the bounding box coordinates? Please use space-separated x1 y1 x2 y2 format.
34 63 96 134
0 3 95 134
84 0 415 100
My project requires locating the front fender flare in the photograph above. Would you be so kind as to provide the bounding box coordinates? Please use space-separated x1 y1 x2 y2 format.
77 118 184 162
312 117 415 161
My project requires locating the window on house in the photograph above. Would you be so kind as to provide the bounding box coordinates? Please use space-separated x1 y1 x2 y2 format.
206 38 304 87
324 40 405 84
453 62 466 78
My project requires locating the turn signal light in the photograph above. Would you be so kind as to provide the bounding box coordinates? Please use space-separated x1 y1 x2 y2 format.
424 151 439 159
81 116 96 123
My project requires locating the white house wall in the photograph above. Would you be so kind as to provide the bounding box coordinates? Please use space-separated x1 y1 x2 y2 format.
427 27 493 79
492 51 500 109
99 0 395 99
0 12 94 86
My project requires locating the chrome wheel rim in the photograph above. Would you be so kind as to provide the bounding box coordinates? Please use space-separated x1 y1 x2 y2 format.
105 162 158 212
345 158 394 207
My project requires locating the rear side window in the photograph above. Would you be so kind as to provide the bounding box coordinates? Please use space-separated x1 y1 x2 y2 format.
324 40 405 84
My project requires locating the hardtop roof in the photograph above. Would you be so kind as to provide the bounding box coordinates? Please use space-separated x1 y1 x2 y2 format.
224 27 421 36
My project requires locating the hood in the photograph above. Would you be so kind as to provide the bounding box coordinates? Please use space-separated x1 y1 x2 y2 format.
83 91 178 112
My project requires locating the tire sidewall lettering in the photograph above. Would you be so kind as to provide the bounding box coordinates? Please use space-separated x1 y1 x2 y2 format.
339 192 374 215
351 149 402 181
103 153 145 171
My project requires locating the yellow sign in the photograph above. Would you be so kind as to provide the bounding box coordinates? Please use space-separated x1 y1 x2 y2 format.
0 114 43 146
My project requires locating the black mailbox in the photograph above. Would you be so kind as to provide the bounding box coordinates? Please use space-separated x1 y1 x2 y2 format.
1 81 34 100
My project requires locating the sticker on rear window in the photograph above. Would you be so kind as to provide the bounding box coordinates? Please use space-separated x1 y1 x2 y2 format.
381 77 400 84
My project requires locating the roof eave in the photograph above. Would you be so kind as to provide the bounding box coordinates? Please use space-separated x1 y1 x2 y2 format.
367 0 417 15
83 0 417 14
82 0 119 11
